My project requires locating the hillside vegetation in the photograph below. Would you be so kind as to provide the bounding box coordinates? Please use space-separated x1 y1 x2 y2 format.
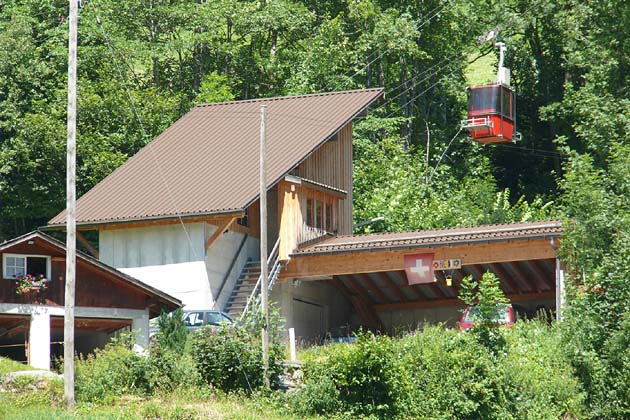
1 0 629 418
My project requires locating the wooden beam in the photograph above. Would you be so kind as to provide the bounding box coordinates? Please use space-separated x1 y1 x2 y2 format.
374 290 556 312
331 276 353 297
529 259 555 290
343 275 377 305
333 277 382 329
489 263 521 294
358 274 390 304
280 238 557 280
204 217 237 251
509 261 538 293
377 272 408 302
77 231 99 259
465 264 484 280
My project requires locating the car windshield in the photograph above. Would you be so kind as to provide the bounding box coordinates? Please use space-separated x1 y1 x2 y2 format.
464 305 510 323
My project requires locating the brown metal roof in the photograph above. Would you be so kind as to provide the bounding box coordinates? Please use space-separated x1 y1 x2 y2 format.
49 88 384 226
293 220 563 255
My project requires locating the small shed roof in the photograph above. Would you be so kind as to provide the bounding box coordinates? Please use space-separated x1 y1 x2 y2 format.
48 88 383 227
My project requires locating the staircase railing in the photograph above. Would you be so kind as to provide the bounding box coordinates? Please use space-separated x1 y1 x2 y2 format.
241 237 281 318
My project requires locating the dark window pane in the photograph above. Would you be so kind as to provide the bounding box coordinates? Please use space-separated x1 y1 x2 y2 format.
184 312 204 327
26 257 47 278
315 201 323 229
326 203 333 232
306 199 313 227
469 85 499 113
502 88 513 119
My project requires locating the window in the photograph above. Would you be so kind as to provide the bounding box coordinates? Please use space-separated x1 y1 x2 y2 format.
315 201 323 229
306 199 314 227
3 254 50 279
326 203 334 232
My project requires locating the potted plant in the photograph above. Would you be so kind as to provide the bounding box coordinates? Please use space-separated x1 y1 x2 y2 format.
14 274 49 295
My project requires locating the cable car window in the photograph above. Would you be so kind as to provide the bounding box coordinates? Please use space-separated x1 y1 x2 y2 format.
469 86 498 113
501 87 513 119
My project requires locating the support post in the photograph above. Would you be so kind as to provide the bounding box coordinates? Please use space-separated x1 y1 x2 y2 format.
555 258 564 322
259 105 270 388
289 328 296 362
29 310 51 370
64 0 78 409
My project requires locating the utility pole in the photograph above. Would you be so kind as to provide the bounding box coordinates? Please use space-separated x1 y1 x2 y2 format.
64 0 78 409
259 105 270 389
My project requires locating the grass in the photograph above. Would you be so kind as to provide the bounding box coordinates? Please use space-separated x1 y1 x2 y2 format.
0 384 319 420
0 356 33 377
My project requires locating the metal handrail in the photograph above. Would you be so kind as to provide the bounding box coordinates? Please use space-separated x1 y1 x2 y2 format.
241 237 281 317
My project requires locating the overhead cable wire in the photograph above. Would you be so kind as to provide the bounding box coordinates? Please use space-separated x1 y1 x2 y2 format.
322 0 454 92
91 4 201 261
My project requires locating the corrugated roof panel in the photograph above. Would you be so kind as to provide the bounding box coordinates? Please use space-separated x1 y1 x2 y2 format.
49 88 383 226
294 221 563 255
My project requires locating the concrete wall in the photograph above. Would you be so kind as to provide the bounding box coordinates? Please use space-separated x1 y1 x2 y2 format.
100 222 260 310
205 226 260 311
272 280 353 344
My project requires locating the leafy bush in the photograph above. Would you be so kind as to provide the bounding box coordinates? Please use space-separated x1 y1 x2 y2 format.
295 324 584 419
155 308 188 354
459 271 508 352
75 331 200 403
190 306 284 393
75 333 150 403
146 340 201 392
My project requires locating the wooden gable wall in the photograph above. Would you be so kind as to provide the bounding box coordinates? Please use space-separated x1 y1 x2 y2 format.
291 122 353 235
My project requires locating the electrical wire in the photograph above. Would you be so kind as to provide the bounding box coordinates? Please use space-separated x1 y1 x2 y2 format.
427 126 463 183
322 0 455 92
91 4 201 261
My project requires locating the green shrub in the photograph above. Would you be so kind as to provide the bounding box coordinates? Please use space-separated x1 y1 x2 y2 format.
147 340 201 392
398 326 504 419
295 324 585 420
189 306 285 393
155 308 187 354
296 332 410 418
75 333 151 403
190 321 283 393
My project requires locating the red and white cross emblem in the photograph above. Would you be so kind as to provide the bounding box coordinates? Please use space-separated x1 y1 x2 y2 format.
404 253 435 285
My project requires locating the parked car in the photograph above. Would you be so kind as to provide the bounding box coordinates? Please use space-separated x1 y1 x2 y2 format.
182 310 233 332
149 309 233 338
459 304 515 331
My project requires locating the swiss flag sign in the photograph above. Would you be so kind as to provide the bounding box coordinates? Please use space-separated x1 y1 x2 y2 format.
404 253 435 285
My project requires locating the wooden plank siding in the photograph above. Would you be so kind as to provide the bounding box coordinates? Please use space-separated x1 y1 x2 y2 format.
291 122 353 235
281 238 557 280
0 238 156 311
278 181 341 261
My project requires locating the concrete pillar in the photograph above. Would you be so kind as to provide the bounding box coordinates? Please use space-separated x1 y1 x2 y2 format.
555 258 565 322
131 308 150 354
29 310 50 370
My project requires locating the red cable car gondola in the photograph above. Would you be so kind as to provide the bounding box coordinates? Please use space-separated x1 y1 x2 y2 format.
462 42 520 144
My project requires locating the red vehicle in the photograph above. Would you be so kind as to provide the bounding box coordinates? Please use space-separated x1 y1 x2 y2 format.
459 304 515 331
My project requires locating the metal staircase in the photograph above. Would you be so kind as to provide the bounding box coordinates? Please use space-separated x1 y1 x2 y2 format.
224 238 282 319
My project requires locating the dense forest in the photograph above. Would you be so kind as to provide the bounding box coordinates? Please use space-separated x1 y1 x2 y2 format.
0 0 623 239
1 1 630 416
